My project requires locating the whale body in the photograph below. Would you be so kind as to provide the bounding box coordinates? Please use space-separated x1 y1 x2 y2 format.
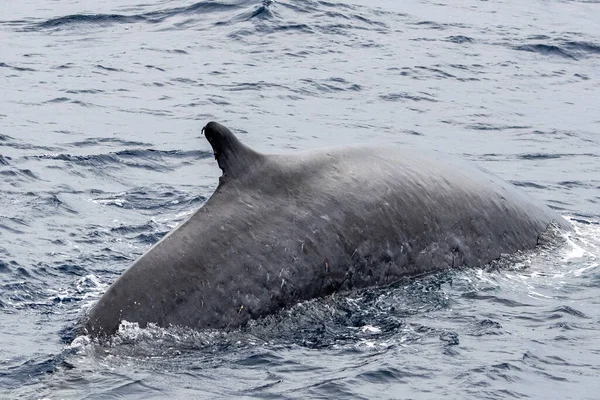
83 122 568 337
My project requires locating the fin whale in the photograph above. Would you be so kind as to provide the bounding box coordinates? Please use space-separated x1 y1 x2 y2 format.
83 121 569 337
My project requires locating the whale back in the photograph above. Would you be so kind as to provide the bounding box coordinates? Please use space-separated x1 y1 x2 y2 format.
82 122 568 337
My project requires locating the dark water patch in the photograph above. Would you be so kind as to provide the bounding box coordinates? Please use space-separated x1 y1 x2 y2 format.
45 97 70 104
563 40 600 56
0 220 27 235
0 167 38 181
145 64 166 72
350 12 388 28
557 181 588 188
0 260 13 273
513 44 577 60
469 319 504 336
255 23 313 35
1 279 50 307
410 37 437 42
273 1 388 36
357 367 417 384
403 130 423 136
70 100 96 108
574 73 590 80
548 306 588 319
207 96 231 106
134 231 170 245
549 322 575 331
41 194 78 215
0 169 17 177
37 13 147 29
224 81 290 92
414 66 456 80
518 153 564 160
142 47 190 55
446 35 474 44
527 35 551 41
63 89 105 94
0 354 74 390
380 91 437 102
110 221 162 236
448 64 469 70
171 77 198 85
522 352 577 367
246 2 274 20
466 123 531 131
510 181 547 190
0 62 36 72
54 262 88 277
16 193 79 217
439 330 459 346
413 20 444 30
115 148 208 159
95 64 124 73
460 292 532 308
34 1 247 31
235 351 283 367
54 63 74 70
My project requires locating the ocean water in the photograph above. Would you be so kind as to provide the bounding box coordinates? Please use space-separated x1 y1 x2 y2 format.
1 0 599 398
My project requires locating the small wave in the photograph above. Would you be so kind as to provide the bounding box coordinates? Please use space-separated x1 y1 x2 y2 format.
466 123 531 131
223 81 290 92
246 1 274 20
294 78 362 96
413 20 444 30
38 13 146 29
414 66 456 80
514 44 577 60
68 137 152 148
95 64 124 73
0 260 14 273
27 148 210 172
460 292 532 307
1 167 38 180
518 153 565 160
63 89 105 94
563 40 600 55
557 181 589 189
468 319 504 337
513 40 600 60
380 91 437 102
92 186 206 211
510 181 547 190
0 62 36 72
33 1 248 30
548 305 588 319
446 35 474 44
44 97 71 104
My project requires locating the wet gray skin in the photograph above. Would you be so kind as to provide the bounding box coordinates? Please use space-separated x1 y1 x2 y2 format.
83 122 569 337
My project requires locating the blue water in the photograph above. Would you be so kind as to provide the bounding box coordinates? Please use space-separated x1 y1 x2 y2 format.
1 0 599 398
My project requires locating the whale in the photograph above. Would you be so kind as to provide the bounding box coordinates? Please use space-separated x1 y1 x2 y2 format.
82 121 569 337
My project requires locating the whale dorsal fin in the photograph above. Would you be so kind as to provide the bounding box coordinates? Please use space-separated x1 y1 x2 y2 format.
202 121 263 180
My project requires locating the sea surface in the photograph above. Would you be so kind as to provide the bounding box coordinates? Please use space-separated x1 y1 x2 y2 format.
1 0 599 398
